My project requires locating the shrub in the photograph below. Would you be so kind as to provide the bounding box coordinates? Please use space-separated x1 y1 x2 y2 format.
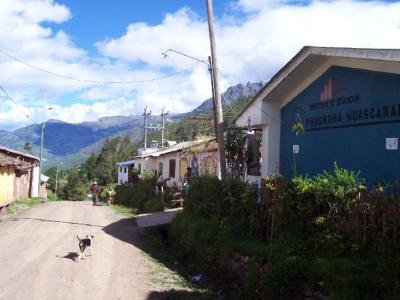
114 179 162 213
261 255 309 300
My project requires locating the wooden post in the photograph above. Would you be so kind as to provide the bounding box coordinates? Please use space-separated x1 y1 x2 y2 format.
206 0 226 179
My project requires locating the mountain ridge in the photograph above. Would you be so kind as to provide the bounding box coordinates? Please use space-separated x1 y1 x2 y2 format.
0 81 264 168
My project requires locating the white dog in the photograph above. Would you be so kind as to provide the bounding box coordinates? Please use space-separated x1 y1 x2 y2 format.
76 235 94 260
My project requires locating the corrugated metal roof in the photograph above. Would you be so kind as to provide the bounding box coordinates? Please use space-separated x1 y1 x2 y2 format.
116 160 136 166
0 145 39 161
0 153 34 170
134 138 215 159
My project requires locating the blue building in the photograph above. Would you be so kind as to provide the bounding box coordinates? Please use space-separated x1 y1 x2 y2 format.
236 47 400 186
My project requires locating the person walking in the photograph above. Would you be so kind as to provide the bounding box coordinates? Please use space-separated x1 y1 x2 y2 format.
106 186 115 206
90 181 99 205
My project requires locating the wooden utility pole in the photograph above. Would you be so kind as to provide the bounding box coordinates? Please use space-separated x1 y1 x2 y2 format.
208 56 219 142
143 107 151 149
161 107 169 148
206 0 226 178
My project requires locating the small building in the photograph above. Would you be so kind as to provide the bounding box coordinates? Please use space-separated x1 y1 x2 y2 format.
134 138 218 188
236 46 400 185
116 160 135 185
0 146 40 207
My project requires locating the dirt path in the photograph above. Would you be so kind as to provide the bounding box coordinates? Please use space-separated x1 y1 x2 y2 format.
0 201 187 300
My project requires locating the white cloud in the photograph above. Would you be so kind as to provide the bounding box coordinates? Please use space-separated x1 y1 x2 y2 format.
1 0 400 131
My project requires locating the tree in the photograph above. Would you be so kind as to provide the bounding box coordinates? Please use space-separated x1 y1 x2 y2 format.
23 142 33 154
80 135 137 186
44 167 57 191
62 168 88 201
225 125 247 179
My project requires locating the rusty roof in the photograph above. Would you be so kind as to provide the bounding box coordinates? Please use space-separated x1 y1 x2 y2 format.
0 145 39 161
0 153 35 170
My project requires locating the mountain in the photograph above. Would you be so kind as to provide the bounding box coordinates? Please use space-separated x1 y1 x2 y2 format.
0 81 264 168
177 81 264 119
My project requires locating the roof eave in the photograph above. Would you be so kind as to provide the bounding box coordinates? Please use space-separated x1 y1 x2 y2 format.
234 46 400 122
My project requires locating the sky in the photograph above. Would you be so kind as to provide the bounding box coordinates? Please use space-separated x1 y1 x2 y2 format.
0 0 400 130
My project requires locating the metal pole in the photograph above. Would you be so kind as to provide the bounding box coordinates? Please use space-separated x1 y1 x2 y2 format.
38 122 45 197
161 107 169 148
206 0 226 179
143 107 151 149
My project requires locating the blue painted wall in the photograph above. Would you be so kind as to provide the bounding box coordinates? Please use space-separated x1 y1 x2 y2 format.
280 66 400 185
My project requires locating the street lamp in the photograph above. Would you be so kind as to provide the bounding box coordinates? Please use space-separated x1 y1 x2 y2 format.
37 107 54 197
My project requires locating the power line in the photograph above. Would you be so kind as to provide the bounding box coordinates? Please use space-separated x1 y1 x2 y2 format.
0 85 36 123
0 49 200 84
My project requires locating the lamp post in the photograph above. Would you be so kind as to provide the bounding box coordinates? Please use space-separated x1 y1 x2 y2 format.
37 107 54 197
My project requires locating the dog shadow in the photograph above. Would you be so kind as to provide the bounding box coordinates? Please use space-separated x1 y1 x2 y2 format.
57 252 79 263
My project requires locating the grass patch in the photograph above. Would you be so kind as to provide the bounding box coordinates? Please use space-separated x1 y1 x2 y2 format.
4 197 44 216
140 226 218 298
112 204 138 217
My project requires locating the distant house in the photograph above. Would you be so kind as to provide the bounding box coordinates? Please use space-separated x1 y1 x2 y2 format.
134 138 218 188
116 160 135 185
0 146 40 208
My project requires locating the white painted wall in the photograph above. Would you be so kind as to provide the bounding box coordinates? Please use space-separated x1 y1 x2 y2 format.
154 152 180 187
31 165 39 197
117 166 129 185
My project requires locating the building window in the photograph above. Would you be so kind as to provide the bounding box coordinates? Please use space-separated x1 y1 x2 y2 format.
124 167 127 173
169 159 176 178
158 162 163 176
138 163 141 174
120 167 122 172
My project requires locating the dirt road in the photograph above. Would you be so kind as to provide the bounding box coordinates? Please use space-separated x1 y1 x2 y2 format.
0 201 186 300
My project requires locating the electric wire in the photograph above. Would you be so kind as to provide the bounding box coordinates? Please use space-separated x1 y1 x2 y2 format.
0 85 36 123
0 49 200 84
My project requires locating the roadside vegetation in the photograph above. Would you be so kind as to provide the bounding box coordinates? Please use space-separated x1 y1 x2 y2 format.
2 197 43 218
161 167 400 299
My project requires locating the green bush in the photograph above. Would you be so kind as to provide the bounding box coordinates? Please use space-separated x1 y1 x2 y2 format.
114 179 162 213
185 176 260 240
47 190 59 201
169 167 400 299
261 255 309 300
62 169 87 201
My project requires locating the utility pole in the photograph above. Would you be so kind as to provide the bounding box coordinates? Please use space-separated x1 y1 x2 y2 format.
208 56 219 141
206 0 226 178
161 107 169 148
143 107 151 149
38 122 45 197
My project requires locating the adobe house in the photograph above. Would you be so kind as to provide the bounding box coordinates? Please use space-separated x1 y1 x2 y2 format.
0 146 40 208
133 138 218 188
236 47 400 186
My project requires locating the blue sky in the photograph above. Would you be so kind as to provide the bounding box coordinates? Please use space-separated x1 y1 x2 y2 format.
50 1 227 53
0 0 399 130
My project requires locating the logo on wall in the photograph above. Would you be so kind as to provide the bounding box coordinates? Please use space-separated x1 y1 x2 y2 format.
292 107 305 135
320 77 346 101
